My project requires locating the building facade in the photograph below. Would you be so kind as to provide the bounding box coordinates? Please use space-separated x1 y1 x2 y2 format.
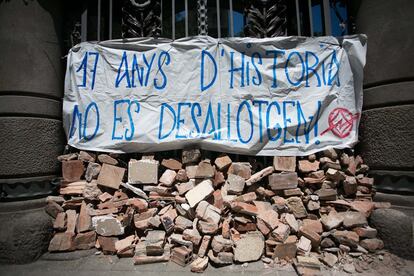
0 0 413 263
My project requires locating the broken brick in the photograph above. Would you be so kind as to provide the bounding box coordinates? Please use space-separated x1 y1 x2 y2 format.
298 160 320 173
77 201 92 233
53 212 66 231
226 173 245 195
97 154 118 165
214 155 232 171
98 236 118 255
159 169 177 186
62 160 84 182
195 160 215 178
74 231 96 250
96 163 125 190
268 172 298 191
228 162 251 179
48 232 74 252
273 156 296 172
246 166 274 186
161 158 182 170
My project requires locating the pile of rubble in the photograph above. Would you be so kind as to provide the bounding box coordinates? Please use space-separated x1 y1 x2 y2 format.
46 148 389 274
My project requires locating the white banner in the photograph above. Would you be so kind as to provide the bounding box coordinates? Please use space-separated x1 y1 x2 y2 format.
63 35 367 156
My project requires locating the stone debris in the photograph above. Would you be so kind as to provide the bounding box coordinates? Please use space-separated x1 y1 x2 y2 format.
171 246 193 266
85 162 101 182
97 164 125 190
273 156 296 172
62 160 84 182
322 252 338 267
59 181 86 195
161 158 182 170
185 179 214 208
51 148 384 274
226 173 245 195
233 231 264 262
77 201 92 233
360 238 384 252
286 197 307 218
98 154 118 165
298 160 320 173
343 211 368 228
159 169 177 186
214 155 232 171
268 172 298 191
128 159 159 184
94 215 124 236
191 256 209 273
321 210 344 230
115 235 135 254
53 212 66 231
195 160 215 178
83 180 102 200
74 231 96 250
98 236 118 255
246 166 274 186
297 236 312 255
228 162 251 179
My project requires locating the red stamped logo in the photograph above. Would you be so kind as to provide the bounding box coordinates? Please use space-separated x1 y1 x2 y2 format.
321 108 360 138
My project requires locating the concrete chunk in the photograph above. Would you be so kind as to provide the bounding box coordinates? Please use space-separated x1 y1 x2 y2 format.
85 162 101 182
195 160 215 178
94 215 124 236
196 200 221 224
227 173 245 195
343 212 368 228
146 230 166 256
159 169 176 186
128 159 159 184
233 231 264 262
185 179 214 208
228 162 251 179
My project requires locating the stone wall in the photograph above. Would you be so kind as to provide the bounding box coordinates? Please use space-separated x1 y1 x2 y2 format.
0 0 65 199
354 0 414 192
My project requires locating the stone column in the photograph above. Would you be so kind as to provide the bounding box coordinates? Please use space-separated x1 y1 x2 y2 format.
353 0 414 259
0 0 64 263
354 0 414 192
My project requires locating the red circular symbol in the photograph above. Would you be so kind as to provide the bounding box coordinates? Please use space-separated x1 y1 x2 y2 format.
321 108 360 138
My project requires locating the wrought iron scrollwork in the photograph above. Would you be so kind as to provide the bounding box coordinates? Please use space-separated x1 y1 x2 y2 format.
244 0 287 38
70 22 81 47
197 0 208 36
122 0 161 38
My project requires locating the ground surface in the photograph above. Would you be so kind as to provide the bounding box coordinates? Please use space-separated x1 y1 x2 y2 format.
1 250 413 276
